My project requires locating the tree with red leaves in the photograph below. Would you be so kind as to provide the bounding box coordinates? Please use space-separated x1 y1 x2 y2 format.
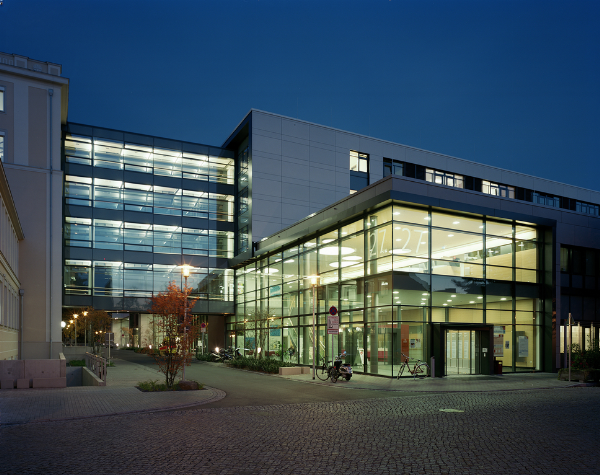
149 281 198 388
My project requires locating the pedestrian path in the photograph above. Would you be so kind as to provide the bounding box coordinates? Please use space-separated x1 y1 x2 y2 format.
0 358 225 426
278 370 578 392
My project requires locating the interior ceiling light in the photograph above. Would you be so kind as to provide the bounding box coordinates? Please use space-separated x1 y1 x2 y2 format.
393 212 400 215
342 256 362 261
391 249 411 254
329 262 354 268
322 239 334 244
284 259 294 263
451 294 456 297
320 246 355 255
470 301 475 303
477 296 483 299
448 234 454 237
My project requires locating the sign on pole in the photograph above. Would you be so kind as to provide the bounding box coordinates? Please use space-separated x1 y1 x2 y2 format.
200 322 207 333
327 306 339 335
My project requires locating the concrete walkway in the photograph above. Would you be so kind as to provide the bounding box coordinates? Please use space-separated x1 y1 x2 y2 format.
277 370 578 392
0 354 583 426
0 358 225 426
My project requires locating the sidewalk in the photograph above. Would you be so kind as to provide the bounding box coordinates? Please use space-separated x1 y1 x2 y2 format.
278 371 580 392
0 358 225 426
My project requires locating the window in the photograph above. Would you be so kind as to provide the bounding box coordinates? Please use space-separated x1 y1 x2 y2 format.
426 168 464 188
383 158 403 177
0 132 4 162
482 180 515 199
0 86 4 112
532 192 559 207
350 151 368 172
576 201 599 216
350 151 369 193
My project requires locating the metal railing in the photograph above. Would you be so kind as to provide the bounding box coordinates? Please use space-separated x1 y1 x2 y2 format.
85 352 107 382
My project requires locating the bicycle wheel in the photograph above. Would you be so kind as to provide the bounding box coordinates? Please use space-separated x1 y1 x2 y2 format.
330 369 339 383
415 363 430 378
316 362 329 381
397 363 406 379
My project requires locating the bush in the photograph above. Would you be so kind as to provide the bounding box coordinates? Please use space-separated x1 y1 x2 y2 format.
196 352 218 362
68 359 85 366
571 341 600 370
227 356 296 373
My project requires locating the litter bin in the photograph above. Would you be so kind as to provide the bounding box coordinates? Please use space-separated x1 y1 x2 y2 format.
494 358 503 375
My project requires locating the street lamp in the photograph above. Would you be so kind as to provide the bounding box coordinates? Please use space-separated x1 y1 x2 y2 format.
70 319 74 346
83 311 88 348
310 275 319 380
73 314 78 346
182 265 190 382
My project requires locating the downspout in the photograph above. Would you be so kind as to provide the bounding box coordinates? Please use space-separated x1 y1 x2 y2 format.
48 88 54 359
19 289 24 359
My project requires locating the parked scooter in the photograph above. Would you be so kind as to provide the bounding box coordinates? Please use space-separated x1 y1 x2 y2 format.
330 351 353 382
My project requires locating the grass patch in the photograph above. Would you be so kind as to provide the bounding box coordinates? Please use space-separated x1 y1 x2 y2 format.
68 359 85 366
136 379 204 392
227 356 296 374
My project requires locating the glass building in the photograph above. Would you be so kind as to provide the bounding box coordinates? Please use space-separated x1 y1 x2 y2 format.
231 199 550 377
61 124 236 348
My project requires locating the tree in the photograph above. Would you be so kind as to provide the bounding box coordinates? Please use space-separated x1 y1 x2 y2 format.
149 281 198 388
61 307 111 349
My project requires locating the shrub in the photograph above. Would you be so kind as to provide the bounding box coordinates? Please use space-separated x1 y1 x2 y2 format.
571 341 600 370
196 352 217 362
136 379 203 392
227 356 296 373
68 359 85 366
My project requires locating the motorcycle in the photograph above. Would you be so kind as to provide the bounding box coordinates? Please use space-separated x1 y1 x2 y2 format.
330 352 353 382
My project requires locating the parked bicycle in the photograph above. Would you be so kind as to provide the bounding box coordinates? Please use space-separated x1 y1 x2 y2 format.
315 353 353 382
396 353 430 379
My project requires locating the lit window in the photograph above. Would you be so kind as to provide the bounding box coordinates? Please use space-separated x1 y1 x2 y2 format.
482 180 515 199
350 151 368 173
426 168 463 188
0 86 4 112
0 132 4 162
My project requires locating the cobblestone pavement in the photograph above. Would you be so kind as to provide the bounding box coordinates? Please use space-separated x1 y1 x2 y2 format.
2 388 599 474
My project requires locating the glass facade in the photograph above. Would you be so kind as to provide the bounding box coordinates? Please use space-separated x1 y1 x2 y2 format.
62 130 235 306
230 203 547 377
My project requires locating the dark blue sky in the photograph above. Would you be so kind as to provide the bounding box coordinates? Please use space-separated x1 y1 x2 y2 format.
1 0 598 190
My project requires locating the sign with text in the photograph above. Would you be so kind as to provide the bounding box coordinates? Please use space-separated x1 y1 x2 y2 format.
105 332 114 344
327 315 339 334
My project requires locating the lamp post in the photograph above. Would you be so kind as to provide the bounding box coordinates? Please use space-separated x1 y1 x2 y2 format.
69 319 74 346
73 314 78 346
83 311 88 349
182 265 190 382
61 320 66 344
311 275 319 380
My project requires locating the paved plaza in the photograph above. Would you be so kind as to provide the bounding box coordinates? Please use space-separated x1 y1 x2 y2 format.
1 352 599 474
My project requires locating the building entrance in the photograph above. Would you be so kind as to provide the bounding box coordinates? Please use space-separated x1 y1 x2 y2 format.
445 330 480 375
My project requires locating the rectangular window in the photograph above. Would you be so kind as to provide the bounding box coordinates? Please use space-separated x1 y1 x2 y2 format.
383 158 403 177
426 168 464 188
576 201 599 216
0 132 4 162
350 151 368 172
532 192 559 207
0 86 4 112
482 180 515 199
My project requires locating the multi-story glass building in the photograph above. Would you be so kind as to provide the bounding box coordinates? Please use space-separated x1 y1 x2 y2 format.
61 123 236 349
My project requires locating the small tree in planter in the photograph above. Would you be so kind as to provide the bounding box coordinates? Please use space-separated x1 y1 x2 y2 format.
149 281 198 388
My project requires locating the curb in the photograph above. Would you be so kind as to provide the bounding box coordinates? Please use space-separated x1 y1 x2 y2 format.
0 387 227 427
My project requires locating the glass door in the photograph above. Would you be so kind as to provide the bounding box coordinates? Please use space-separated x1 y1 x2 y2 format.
445 330 479 375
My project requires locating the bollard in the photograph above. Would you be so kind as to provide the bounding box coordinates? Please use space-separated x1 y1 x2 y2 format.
431 356 435 378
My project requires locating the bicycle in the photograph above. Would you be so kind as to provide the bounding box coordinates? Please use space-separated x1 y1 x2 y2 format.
315 356 333 381
396 353 430 379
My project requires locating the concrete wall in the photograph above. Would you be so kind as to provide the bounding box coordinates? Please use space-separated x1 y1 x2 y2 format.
0 355 66 388
247 110 600 242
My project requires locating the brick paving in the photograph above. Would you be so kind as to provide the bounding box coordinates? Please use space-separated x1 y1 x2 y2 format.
1 388 599 474
0 358 225 425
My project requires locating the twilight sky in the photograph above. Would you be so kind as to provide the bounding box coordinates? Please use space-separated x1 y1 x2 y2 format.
1 0 598 190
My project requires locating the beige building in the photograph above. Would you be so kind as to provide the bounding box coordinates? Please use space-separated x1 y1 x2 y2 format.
0 160 24 360
0 52 68 359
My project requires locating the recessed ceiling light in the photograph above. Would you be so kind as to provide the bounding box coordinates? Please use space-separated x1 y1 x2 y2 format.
447 299 452 302
469 301 475 304
477 296 483 299
448 234 454 237
393 291 399 294
393 212 400 215
501 298 507 300
479 225 484 229
422 293 428 296
421 298 426 301
395 227 401 230
453 221 460 224
443 303 447 306
451 295 456 297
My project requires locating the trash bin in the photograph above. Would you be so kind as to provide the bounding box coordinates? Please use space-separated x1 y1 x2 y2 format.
494 358 503 375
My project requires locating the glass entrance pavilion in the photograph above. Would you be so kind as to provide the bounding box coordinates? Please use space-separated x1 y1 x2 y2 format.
231 201 549 377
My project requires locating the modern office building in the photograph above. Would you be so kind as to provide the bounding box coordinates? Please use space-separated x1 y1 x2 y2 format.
1 51 599 377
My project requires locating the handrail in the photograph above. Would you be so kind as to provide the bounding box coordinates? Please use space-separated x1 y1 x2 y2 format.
85 352 107 382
